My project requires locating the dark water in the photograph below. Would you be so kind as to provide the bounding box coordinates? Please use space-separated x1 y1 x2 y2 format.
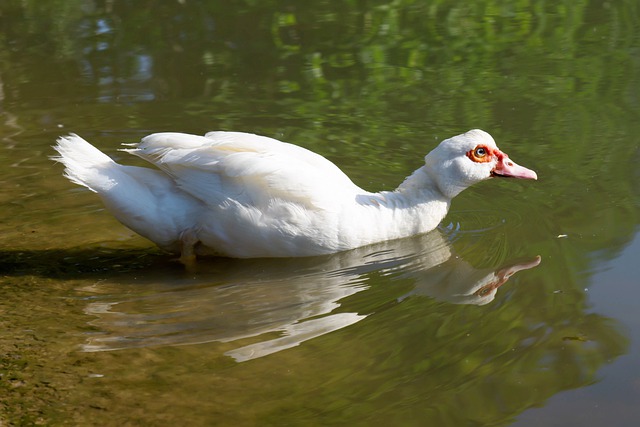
1 1 639 425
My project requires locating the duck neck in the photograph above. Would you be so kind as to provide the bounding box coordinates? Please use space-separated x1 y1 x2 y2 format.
395 165 449 202
352 166 452 242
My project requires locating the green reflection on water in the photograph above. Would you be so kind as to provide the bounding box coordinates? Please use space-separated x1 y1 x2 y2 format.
0 0 638 425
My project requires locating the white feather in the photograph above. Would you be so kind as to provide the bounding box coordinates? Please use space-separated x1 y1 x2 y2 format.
52 129 536 258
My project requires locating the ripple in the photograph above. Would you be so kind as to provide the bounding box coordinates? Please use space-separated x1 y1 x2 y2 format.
443 208 524 236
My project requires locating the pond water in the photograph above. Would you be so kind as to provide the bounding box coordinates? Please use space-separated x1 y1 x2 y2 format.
1 1 639 426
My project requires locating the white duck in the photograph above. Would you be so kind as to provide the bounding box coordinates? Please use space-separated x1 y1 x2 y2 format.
53 129 536 259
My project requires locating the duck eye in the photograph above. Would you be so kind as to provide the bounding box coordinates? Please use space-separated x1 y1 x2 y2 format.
466 145 492 163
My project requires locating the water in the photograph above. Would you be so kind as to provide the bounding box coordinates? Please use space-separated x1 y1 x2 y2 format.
1 1 639 425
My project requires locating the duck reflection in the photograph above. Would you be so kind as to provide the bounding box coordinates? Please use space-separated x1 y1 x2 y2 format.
79 230 539 361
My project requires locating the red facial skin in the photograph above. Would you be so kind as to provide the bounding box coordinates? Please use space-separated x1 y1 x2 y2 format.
467 145 538 180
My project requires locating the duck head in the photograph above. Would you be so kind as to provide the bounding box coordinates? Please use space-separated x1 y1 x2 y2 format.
424 129 537 199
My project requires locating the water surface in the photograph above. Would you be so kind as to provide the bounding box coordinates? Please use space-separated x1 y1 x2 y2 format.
1 1 638 426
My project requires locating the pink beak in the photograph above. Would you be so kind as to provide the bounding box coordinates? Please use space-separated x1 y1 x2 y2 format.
492 151 538 180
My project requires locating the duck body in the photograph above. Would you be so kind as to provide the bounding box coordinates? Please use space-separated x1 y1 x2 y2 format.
53 129 536 259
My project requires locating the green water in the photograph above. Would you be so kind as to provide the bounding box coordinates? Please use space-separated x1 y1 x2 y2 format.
1 1 639 425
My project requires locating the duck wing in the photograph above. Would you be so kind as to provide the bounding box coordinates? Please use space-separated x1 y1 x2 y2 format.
124 132 364 211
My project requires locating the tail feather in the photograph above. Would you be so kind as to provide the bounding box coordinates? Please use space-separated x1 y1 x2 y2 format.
52 134 203 251
52 134 118 192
